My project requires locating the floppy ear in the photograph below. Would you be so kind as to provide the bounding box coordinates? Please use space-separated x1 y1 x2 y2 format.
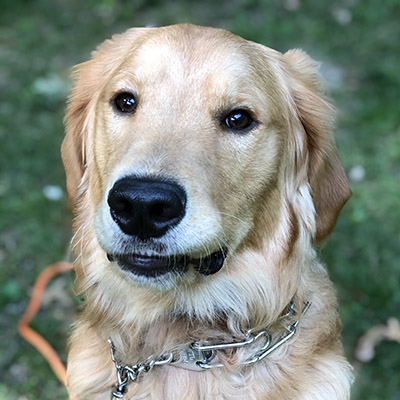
61 28 149 205
61 59 93 204
282 50 351 243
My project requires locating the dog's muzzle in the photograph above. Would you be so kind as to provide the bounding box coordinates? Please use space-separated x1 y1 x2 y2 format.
107 175 227 277
107 248 227 277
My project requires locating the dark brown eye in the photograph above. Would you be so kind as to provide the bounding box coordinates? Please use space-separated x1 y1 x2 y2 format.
113 92 137 114
224 109 254 131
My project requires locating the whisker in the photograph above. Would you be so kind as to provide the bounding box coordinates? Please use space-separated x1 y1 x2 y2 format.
216 211 247 225
216 210 258 243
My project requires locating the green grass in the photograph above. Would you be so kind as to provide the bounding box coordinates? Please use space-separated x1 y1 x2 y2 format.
1 0 399 398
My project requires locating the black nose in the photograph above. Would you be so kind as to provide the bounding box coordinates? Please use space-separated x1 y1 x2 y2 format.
107 177 187 240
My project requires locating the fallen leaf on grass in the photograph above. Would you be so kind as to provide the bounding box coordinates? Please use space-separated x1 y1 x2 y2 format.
355 318 400 362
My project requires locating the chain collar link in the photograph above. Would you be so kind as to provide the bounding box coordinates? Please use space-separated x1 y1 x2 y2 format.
109 301 311 398
109 340 174 398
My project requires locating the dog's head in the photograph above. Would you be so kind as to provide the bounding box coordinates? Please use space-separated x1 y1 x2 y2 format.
62 25 350 321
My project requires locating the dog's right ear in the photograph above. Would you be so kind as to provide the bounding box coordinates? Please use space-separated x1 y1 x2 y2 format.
61 28 149 204
61 59 93 204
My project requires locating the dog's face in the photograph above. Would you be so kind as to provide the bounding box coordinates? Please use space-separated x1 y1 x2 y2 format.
91 27 287 289
62 25 350 314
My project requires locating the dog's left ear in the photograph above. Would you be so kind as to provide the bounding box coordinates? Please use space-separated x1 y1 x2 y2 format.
282 50 351 243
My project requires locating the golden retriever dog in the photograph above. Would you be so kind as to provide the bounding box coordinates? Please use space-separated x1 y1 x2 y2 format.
62 24 353 399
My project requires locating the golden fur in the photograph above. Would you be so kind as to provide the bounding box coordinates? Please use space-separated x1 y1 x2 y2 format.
62 24 353 399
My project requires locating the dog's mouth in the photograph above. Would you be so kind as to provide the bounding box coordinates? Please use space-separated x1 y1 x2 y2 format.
107 248 227 278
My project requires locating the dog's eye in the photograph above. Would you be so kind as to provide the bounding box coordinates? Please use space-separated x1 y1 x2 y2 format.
113 92 137 114
224 110 254 131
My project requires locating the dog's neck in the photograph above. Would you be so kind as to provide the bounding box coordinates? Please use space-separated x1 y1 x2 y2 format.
109 300 311 371
107 300 311 398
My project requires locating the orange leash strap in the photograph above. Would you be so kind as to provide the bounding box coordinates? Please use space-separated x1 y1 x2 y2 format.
18 261 74 389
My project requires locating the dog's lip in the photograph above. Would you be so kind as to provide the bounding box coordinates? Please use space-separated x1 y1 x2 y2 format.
107 249 227 277
108 253 184 277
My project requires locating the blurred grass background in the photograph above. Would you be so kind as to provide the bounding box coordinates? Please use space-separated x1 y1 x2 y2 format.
0 0 399 398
